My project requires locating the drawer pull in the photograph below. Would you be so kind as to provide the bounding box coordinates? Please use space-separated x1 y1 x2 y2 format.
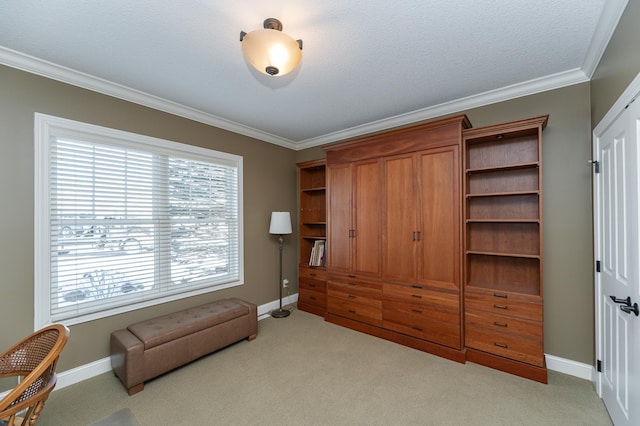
493 304 508 309
493 322 508 327
348 309 356 314
412 326 423 331
348 295 356 299
493 293 508 298
347 274 357 278
412 294 422 299
411 285 422 289
309 273 317 277
347 282 356 286
411 308 423 313
309 283 316 288
494 342 508 348
310 296 316 301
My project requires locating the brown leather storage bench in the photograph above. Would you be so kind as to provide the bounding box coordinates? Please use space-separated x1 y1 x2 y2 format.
110 298 257 395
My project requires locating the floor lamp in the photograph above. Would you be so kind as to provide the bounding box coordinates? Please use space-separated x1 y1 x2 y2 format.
269 211 292 318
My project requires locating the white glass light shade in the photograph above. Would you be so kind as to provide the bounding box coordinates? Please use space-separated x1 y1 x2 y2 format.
269 212 292 235
241 28 302 76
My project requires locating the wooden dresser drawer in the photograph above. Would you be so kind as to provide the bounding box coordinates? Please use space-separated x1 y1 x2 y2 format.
328 287 382 308
465 292 542 321
383 301 460 348
327 296 382 326
465 309 542 340
299 277 326 293
299 288 326 309
465 324 544 366
328 278 382 299
383 299 459 326
300 268 327 281
383 282 459 310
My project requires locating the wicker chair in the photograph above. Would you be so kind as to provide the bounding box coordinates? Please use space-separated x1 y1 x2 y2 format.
0 324 69 426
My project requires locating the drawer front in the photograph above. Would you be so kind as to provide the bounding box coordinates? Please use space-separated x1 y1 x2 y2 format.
299 277 326 293
383 299 459 326
465 292 542 321
299 288 326 309
328 278 382 299
328 288 382 308
383 302 460 348
327 297 382 326
465 309 542 340
384 283 459 310
465 324 544 366
300 268 327 281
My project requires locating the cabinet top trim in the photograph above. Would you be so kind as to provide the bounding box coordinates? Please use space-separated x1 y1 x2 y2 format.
463 115 548 140
324 115 471 164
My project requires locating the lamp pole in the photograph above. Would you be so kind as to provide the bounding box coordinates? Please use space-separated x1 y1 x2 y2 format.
271 234 290 318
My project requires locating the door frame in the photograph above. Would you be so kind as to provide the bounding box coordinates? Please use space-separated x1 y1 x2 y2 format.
593 71 640 395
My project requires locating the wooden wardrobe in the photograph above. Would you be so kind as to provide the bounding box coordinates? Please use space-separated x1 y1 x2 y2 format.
322 115 470 363
297 114 548 383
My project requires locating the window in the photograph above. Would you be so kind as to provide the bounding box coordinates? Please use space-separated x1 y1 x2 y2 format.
34 114 243 328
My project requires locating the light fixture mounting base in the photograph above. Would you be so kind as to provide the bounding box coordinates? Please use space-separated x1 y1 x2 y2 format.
263 18 283 31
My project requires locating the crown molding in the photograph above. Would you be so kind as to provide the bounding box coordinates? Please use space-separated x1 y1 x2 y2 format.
296 68 589 149
0 46 298 150
582 0 628 79
0 40 601 151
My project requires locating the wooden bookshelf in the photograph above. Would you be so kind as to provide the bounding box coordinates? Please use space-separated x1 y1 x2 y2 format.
462 115 549 383
297 159 327 316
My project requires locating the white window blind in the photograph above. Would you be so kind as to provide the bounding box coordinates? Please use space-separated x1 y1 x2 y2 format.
35 114 243 327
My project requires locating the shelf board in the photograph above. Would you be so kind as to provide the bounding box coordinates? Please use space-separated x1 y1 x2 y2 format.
466 219 540 224
466 190 539 198
302 236 327 240
465 283 541 297
466 161 539 174
466 250 540 259
301 187 326 192
301 222 326 226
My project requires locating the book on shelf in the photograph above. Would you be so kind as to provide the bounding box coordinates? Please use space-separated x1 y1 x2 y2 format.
309 240 325 267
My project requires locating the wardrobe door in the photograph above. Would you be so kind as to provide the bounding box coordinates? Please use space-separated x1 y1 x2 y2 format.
353 159 382 276
416 146 460 291
382 153 416 283
326 163 352 272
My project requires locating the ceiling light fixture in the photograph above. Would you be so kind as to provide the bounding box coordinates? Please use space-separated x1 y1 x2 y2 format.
240 18 303 77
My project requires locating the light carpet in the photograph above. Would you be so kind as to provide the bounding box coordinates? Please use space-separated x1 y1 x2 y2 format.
38 308 611 425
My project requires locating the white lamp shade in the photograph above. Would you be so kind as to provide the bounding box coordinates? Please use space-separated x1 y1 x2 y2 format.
269 212 292 235
241 28 302 76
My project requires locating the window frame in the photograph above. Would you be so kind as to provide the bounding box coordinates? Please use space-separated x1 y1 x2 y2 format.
34 113 244 328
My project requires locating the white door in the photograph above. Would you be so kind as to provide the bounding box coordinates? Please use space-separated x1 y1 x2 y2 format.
594 88 640 426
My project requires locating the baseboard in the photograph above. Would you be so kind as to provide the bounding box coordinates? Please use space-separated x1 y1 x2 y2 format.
257 293 299 320
46 296 593 395
545 354 595 381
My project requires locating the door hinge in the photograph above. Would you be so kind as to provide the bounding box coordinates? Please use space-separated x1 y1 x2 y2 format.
589 160 600 173
596 260 601 272
597 359 602 372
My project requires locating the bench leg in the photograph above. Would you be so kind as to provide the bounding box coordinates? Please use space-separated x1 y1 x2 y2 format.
128 383 144 395
247 333 257 341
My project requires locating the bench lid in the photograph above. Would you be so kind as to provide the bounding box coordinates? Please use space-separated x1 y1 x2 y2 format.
127 299 249 350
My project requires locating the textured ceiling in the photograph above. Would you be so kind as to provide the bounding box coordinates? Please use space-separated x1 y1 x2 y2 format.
0 0 627 149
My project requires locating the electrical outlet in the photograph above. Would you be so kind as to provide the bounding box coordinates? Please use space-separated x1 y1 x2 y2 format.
282 278 289 288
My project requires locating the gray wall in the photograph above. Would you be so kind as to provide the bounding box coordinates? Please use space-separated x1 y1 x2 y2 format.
591 0 640 125
297 82 595 364
0 65 298 378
